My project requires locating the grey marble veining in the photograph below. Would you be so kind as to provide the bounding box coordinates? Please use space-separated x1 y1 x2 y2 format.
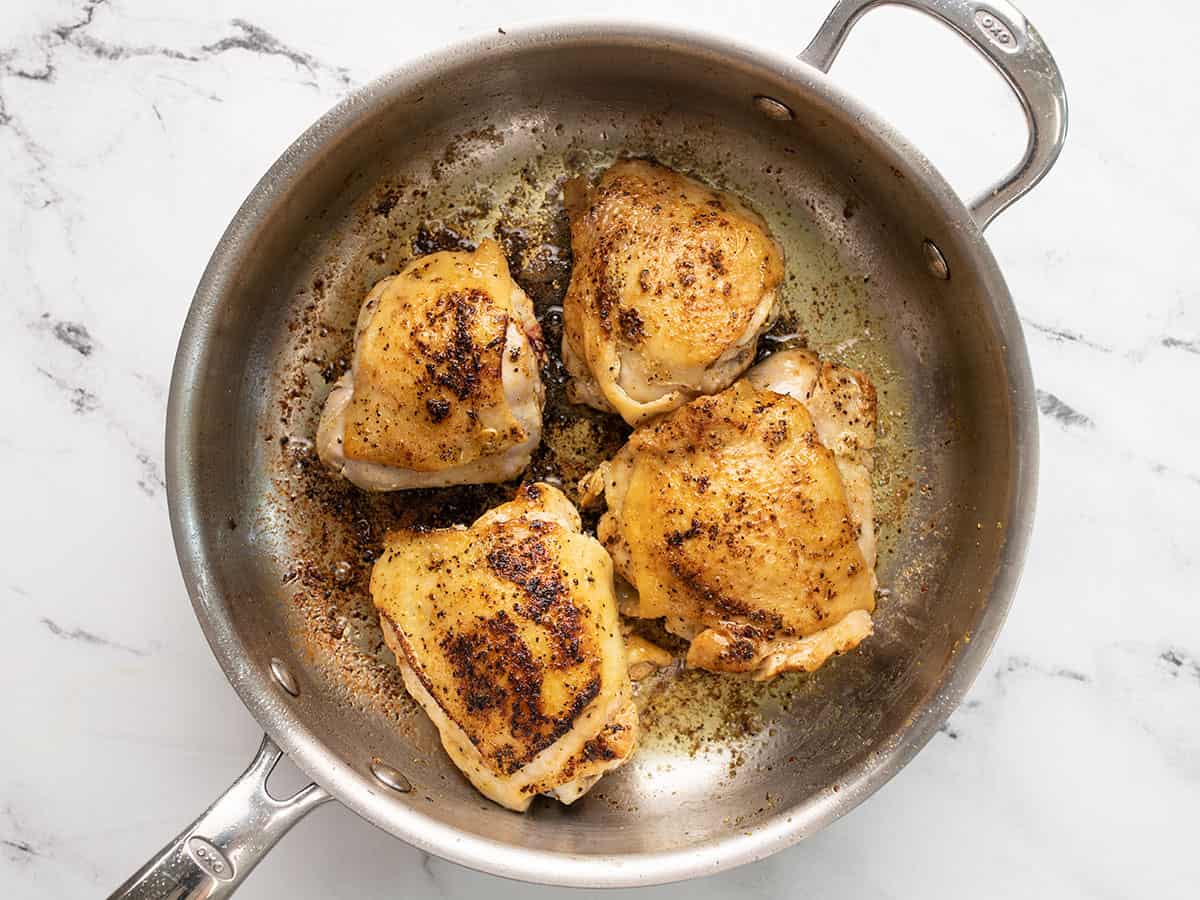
1 1 1197 898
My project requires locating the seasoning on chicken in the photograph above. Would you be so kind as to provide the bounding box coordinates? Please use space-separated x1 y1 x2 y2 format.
582 350 877 681
562 159 784 426
317 240 544 490
371 483 637 810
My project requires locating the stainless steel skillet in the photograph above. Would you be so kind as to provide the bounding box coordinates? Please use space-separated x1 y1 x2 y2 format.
112 0 1066 895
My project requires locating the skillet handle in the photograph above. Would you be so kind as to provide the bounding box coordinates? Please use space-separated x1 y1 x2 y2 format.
106 734 331 900
799 0 1067 230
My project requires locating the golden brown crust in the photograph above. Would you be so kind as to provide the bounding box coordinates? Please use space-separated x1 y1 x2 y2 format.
521 695 638 800
370 484 634 788
744 348 877 456
344 240 537 471
745 349 878 573
593 380 875 676
562 159 784 424
686 609 873 680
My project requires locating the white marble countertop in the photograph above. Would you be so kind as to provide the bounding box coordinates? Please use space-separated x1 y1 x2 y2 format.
2 1 1197 897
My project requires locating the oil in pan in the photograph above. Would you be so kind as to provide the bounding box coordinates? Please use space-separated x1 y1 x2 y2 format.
264 118 920 806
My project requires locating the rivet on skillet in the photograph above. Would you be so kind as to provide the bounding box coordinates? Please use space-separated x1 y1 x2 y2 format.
371 759 413 793
269 657 300 696
752 95 794 121
922 239 950 280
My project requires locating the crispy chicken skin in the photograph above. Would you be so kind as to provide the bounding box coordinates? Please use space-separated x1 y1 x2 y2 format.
581 350 878 681
562 159 784 426
746 349 877 578
371 483 637 811
317 240 544 490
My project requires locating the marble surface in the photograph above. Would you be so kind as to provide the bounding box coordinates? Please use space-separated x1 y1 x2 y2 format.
2 1 1197 897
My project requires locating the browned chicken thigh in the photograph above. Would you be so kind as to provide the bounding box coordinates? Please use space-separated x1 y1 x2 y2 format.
317 240 544 490
562 159 784 425
371 483 637 811
582 350 877 681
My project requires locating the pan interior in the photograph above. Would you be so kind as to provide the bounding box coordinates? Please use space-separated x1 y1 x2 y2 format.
180 33 1021 864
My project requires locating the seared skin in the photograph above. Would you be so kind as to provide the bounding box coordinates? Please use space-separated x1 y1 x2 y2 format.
562 159 784 425
371 483 636 810
317 239 544 490
582 351 878 681
746 349 878 581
